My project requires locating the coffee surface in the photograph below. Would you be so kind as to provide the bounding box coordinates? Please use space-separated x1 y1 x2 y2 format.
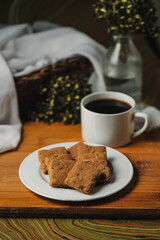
85 99 131 114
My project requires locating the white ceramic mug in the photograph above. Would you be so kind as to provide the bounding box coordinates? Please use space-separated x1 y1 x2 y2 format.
81 91 149 147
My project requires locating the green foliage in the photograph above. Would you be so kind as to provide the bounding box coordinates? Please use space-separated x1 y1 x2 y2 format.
29 72 91 125
93 0 160 37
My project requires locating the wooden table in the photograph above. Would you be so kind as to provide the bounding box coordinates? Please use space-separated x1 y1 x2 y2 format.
0 122 159 218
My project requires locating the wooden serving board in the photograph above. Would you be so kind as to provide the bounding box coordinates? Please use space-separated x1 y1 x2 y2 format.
0 122 160 218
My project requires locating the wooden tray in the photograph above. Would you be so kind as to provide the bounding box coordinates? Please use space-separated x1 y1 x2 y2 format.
0 122 160 218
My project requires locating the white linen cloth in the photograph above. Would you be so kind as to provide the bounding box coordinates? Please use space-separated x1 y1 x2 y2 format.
0 21 160 153
0 55 21 153
139 105 160 132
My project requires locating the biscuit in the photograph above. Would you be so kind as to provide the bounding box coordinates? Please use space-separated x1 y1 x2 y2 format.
78 144 111 183
78 144 106 161
45 153 75 187
64 159 102 194
38 147 67 174
67 142 84 160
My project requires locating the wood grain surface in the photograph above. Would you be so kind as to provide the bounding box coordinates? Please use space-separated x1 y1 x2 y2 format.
0 122 160 218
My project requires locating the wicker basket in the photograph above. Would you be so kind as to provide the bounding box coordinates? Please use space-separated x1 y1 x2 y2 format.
14 56 93 123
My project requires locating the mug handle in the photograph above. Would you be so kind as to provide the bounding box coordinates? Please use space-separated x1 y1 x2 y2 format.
133 112 149 138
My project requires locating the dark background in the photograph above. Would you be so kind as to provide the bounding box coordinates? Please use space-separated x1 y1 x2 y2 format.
0 0 160 108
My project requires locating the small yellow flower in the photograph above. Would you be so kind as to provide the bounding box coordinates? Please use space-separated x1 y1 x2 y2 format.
67 96 71 101
65 75 69 80
50 99 54 106
126 9 131 14
57 77 62 81
42 88 47 92
74 83 79 89
53 83 58 88
75 95 80 99
135 14 140 19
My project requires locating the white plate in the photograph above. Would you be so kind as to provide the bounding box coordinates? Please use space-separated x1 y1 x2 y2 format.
19 142 134 202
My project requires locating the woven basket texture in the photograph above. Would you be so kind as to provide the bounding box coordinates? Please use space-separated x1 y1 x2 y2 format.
14 57 93 122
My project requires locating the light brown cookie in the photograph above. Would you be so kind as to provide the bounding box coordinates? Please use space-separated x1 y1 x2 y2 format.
64 159 102 194
67 142 84 160
78 144 106 161
38 147 67 174
78 144 111 183
45 154 75 187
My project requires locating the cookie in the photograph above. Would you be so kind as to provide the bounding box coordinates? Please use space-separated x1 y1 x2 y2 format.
78 144 111 183
45 153 75 187
64 159 102 194
38 147 67 174
78 144 106 160
67 142 84 160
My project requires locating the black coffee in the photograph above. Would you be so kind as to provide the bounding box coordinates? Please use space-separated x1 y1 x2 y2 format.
85 98 131 114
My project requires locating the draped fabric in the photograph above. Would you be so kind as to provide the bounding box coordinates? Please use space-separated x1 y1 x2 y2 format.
0 219 159 239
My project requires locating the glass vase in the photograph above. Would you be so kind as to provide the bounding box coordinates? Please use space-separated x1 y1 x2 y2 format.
104 35 142 106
